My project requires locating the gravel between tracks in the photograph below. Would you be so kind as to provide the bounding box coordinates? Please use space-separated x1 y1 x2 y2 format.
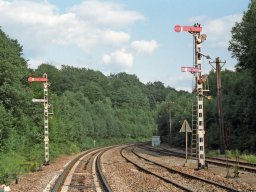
128 147 226 192
101 146 182 192
67 151 99 192
135 147 256 192
9 154 77 192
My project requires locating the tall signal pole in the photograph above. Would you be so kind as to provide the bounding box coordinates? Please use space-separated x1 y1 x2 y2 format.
175 23 208 169
43 73 50 164
209 57 226 154
28 73 53 165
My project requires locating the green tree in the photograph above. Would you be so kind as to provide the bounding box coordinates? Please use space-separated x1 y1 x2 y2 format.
229 0 256 71
0 104 13 152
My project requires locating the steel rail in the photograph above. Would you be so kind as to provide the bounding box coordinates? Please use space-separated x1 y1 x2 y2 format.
140 146 256 173
96 150 112 192
161 147 256 168
131 146 240 192
51 144 127 192
121 146 194 192
51 148 97 192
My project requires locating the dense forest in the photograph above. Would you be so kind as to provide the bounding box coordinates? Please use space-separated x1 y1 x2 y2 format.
0 0 256 182
0 25 193 179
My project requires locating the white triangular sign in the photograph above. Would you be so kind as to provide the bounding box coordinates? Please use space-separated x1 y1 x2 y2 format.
179 120 192 133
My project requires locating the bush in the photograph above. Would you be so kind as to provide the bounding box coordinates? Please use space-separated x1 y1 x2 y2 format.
0 152 26 184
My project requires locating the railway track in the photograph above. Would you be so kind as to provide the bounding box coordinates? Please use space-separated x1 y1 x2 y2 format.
139 145 256 173
121 146 240 192
44 144 254 192
51 146 113 192
102 144 181 191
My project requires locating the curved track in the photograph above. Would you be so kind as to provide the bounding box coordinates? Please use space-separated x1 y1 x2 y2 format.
121 146 240 192
48 144 253 191
51 146 113 192
96 150 112 192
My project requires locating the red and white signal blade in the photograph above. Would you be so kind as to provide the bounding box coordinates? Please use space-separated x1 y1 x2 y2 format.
174 25 202 32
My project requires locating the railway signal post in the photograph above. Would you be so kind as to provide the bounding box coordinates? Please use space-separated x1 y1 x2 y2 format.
28 73 53 165
175 23 208 169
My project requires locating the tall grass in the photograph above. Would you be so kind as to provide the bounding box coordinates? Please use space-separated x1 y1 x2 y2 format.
225 150 240 159
226 150 256 164
206 149 256 164
0 152 25 184
206 150 220 157
241 154 256 164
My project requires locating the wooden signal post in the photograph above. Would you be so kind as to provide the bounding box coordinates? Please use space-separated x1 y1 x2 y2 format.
209 57 226 154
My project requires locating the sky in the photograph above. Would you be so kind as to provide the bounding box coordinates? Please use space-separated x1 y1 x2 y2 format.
0 0 250 91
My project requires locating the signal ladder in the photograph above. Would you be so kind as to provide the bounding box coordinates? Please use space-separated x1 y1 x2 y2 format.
191 103 198 159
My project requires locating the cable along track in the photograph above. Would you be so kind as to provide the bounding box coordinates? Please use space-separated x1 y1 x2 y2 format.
121 146 240 192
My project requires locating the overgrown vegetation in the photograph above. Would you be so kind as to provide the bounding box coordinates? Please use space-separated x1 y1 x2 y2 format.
0 27 192 181
225 150 256 164
0 0 256 183
206 150 220 157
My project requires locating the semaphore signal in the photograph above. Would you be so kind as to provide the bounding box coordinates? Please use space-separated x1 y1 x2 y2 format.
174 25 202 33
28 73 53 165
175 23 209 169
28 76 48 83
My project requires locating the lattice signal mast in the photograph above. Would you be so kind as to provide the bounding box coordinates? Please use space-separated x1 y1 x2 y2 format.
175 24 207 169
28 73 53 165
